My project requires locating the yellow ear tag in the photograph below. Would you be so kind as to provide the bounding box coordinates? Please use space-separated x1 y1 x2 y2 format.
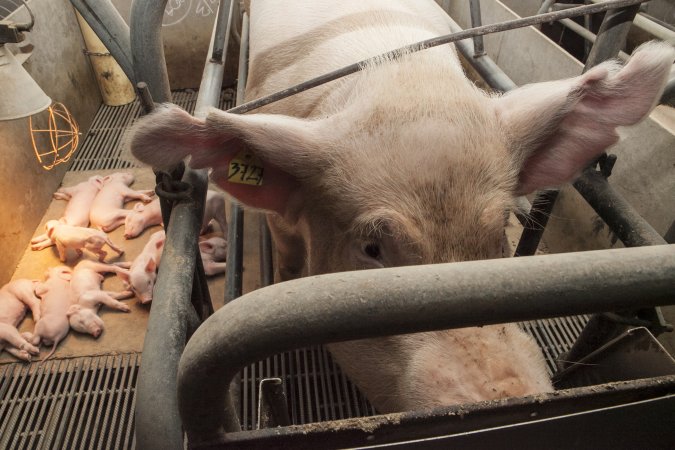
227 150 264 186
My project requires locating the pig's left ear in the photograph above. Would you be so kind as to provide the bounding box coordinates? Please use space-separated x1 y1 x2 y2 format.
129 105 331 218
495 41 674 195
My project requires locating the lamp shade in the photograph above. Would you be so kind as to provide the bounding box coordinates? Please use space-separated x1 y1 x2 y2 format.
0 44 51 121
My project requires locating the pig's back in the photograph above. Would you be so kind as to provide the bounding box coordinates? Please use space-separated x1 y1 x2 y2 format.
246 0 461 116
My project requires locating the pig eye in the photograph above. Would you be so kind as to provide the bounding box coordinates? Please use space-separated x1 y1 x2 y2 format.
363 242 381 260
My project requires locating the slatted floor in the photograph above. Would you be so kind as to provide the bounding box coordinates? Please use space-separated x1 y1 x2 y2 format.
0 90 592 446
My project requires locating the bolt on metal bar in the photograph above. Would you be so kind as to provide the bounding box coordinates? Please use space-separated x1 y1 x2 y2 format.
469 0 485 57
515 3 640 257
69 0 135 84
177 245 675 443
133 2 235 449
224 11 249 304
226 0 645 115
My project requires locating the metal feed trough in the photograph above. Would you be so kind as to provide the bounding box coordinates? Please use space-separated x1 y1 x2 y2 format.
67 0 675 448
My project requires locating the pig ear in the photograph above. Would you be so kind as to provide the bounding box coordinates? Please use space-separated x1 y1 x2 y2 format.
58 270 73 282
66 304 80 317
129 104 331 217
116 270 130 283
145 258 157 273
198 241 214 252
495 41 675 195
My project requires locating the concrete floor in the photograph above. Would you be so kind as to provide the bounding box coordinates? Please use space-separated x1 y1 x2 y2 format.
0 167 263 364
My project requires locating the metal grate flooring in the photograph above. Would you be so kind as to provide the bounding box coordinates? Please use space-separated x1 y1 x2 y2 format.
69 90 235 172
1 90 594 445
0 354 140 450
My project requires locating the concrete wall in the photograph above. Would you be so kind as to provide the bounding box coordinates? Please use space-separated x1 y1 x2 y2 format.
111 0 221 89
0 0 102 285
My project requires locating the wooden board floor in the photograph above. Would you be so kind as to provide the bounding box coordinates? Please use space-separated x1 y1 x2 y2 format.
1 168 264 363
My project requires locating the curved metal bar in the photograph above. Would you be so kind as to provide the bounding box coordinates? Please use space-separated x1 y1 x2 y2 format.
69 0 134 84
129 0 171 103
178 245 675 443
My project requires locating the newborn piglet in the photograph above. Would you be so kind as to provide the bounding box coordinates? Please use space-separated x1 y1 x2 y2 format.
32 220 124 262
0 279 42 361
90 172 154 232
31 175 105 249
116 230 165 304
32 266 73 361
67 260 132 338
124 197 162 239
199 237 227 276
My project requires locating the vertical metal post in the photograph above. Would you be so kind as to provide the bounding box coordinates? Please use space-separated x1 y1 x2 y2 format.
224 12 250 304
130 0 172 103
259 215 274 287
469 0 485 57
514 4 639 258
133 1 235 449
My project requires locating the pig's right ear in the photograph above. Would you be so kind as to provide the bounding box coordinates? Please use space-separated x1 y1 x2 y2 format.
66 304 80 317
495 41 674 195
129 104 331 218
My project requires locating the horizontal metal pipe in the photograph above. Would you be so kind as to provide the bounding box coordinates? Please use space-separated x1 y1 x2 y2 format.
227 0 643 114
69 0 135 84
178 245 675 443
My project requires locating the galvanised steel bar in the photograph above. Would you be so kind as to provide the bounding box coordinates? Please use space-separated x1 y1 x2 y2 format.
224 11 249 303
516 3 639 257
69 0 134 84
178 244 675 443
587 0 675 42
259 215 274 287
134 2 235 449
130 0 171 103
468 0 485 57
227 0 645 115
573 168 666 247
583 5 640 72
557 18 630 61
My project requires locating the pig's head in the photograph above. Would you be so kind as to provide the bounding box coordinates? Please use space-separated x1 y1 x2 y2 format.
129 42 674 274
199 237 228 261
123 203 147 239
104 172 135 186
67 304 104 338
117 257 158 304
88 175 105 190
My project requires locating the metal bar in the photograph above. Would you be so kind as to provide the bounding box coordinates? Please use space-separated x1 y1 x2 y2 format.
584 5 640 72
136 82 155 114
177 244 675 443
259 214 274 287
129 0 171 103
134 2 235 449
537 0 557 15
558 18 630 61
69 0 135 84
587 0 675 42
227 0 644 115
573 168 666 247
224 11 249 303
468 0 485 57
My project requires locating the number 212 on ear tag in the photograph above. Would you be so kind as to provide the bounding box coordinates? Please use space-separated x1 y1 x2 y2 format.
227 150 264 186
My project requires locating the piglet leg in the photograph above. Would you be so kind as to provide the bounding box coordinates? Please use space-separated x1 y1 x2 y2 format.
0 324 40 355
5 347 33 362
203 261 227 276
